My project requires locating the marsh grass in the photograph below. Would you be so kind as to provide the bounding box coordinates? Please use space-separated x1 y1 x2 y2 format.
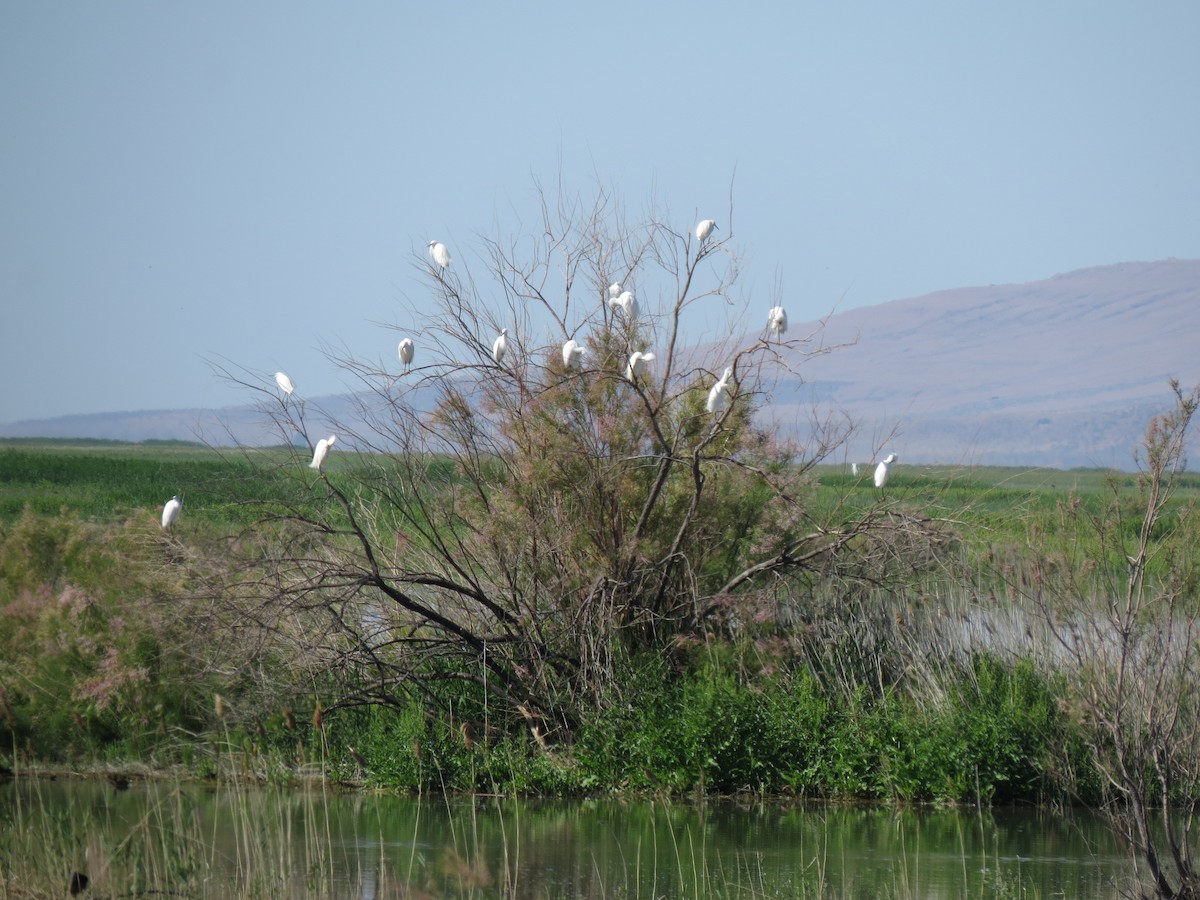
0 776 374 898
1 775 1078 898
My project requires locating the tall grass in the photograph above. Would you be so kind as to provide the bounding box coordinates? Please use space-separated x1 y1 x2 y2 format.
2 775 1121 897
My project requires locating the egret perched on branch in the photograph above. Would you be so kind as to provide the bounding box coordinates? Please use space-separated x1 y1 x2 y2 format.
428 240 451 269
161 495 182 530
706 367 733 414
398 338 414 370
609 290 638 320
562 339 585 369
310 435 337 471
275 371 295 398
768 306 788 337
626 350 655 382
874 453 897 488
492 328 508 364
695 219 717 242
608 282 622 299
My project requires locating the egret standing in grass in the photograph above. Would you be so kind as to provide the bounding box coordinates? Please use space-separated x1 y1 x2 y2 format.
275 371 295 399
161 495 182 530
768 306 788 337
492 328 508 364
609 290 638 321
398 338 414 370
626 350 655 382
310 435 337 471
851 462 859 477
695 219 717 242
874 453 897 488
706 366 733 414
562 338 585 369
428 240 451 269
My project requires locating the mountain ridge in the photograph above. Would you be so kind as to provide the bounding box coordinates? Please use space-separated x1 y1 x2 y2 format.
776 259 1200 467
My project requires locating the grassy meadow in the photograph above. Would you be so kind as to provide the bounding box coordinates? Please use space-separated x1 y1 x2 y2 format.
0 438 1196 805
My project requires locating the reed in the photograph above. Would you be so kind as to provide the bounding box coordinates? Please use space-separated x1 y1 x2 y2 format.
1 775 1072 897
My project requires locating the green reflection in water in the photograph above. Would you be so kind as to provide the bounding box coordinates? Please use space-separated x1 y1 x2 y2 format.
1 778 1134 898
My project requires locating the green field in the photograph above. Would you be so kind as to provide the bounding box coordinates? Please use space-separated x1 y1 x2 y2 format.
7 437 1194 526
0 439 301 526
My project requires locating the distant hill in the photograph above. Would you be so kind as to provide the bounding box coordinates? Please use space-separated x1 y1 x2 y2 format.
773 259 1200 469
2 260 1197 470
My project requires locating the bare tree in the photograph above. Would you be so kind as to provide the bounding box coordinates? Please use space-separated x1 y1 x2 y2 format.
217 185 944 746
1030 381 1200 899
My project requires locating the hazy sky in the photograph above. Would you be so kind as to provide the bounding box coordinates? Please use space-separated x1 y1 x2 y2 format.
3 2 1198 423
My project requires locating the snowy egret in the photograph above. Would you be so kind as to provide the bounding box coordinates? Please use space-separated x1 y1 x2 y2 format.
608 282 622 299
768 306 788 337
609 290 638 320
562 339 586 369
851 462 859 476
706 367 733 414
161 495 182 530
398 338 414 369
428 240 451 269
695 219 717 242
874 453 897 488
492 328 508 364
310 435 338 471
275 371 295 397
626 351 655 382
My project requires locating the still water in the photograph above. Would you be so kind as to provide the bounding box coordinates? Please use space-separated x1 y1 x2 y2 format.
1 777 1135 898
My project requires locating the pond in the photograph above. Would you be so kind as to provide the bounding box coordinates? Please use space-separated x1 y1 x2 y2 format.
0 777 1135 897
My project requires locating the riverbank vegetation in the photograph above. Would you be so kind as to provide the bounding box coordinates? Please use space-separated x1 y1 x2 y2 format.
1 435 1192 808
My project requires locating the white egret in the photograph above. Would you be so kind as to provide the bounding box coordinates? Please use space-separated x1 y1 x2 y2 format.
492 328 508 364
398 338 414 369
874 453 897 488
562 339 586 369
310 435 338 471
609 290 638 320
706 366 733 414
161 495 182 530
851 462 859 476
626 350 655 382
695 219 717 242
428 240 451 269
768 306 788 337
275 371 295 397
608 282 623 299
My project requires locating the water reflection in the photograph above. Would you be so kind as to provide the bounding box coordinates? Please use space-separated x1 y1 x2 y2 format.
0 778 1134 897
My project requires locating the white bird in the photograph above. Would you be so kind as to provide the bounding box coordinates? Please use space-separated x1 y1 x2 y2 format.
874 453 897 488
562 339 586 369
161 495 182 530
851 462 859 476
275 371 295 397
706 366 733 414
310 435 338 471
695 219 717 242
428 240 451 269
609 290 639 320
768 306 788 337
608 282 623 299
398 338 414 369
492 328 508 364
626 350 655 382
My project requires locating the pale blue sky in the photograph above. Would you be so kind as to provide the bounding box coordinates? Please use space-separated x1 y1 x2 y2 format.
2 2 1198 423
